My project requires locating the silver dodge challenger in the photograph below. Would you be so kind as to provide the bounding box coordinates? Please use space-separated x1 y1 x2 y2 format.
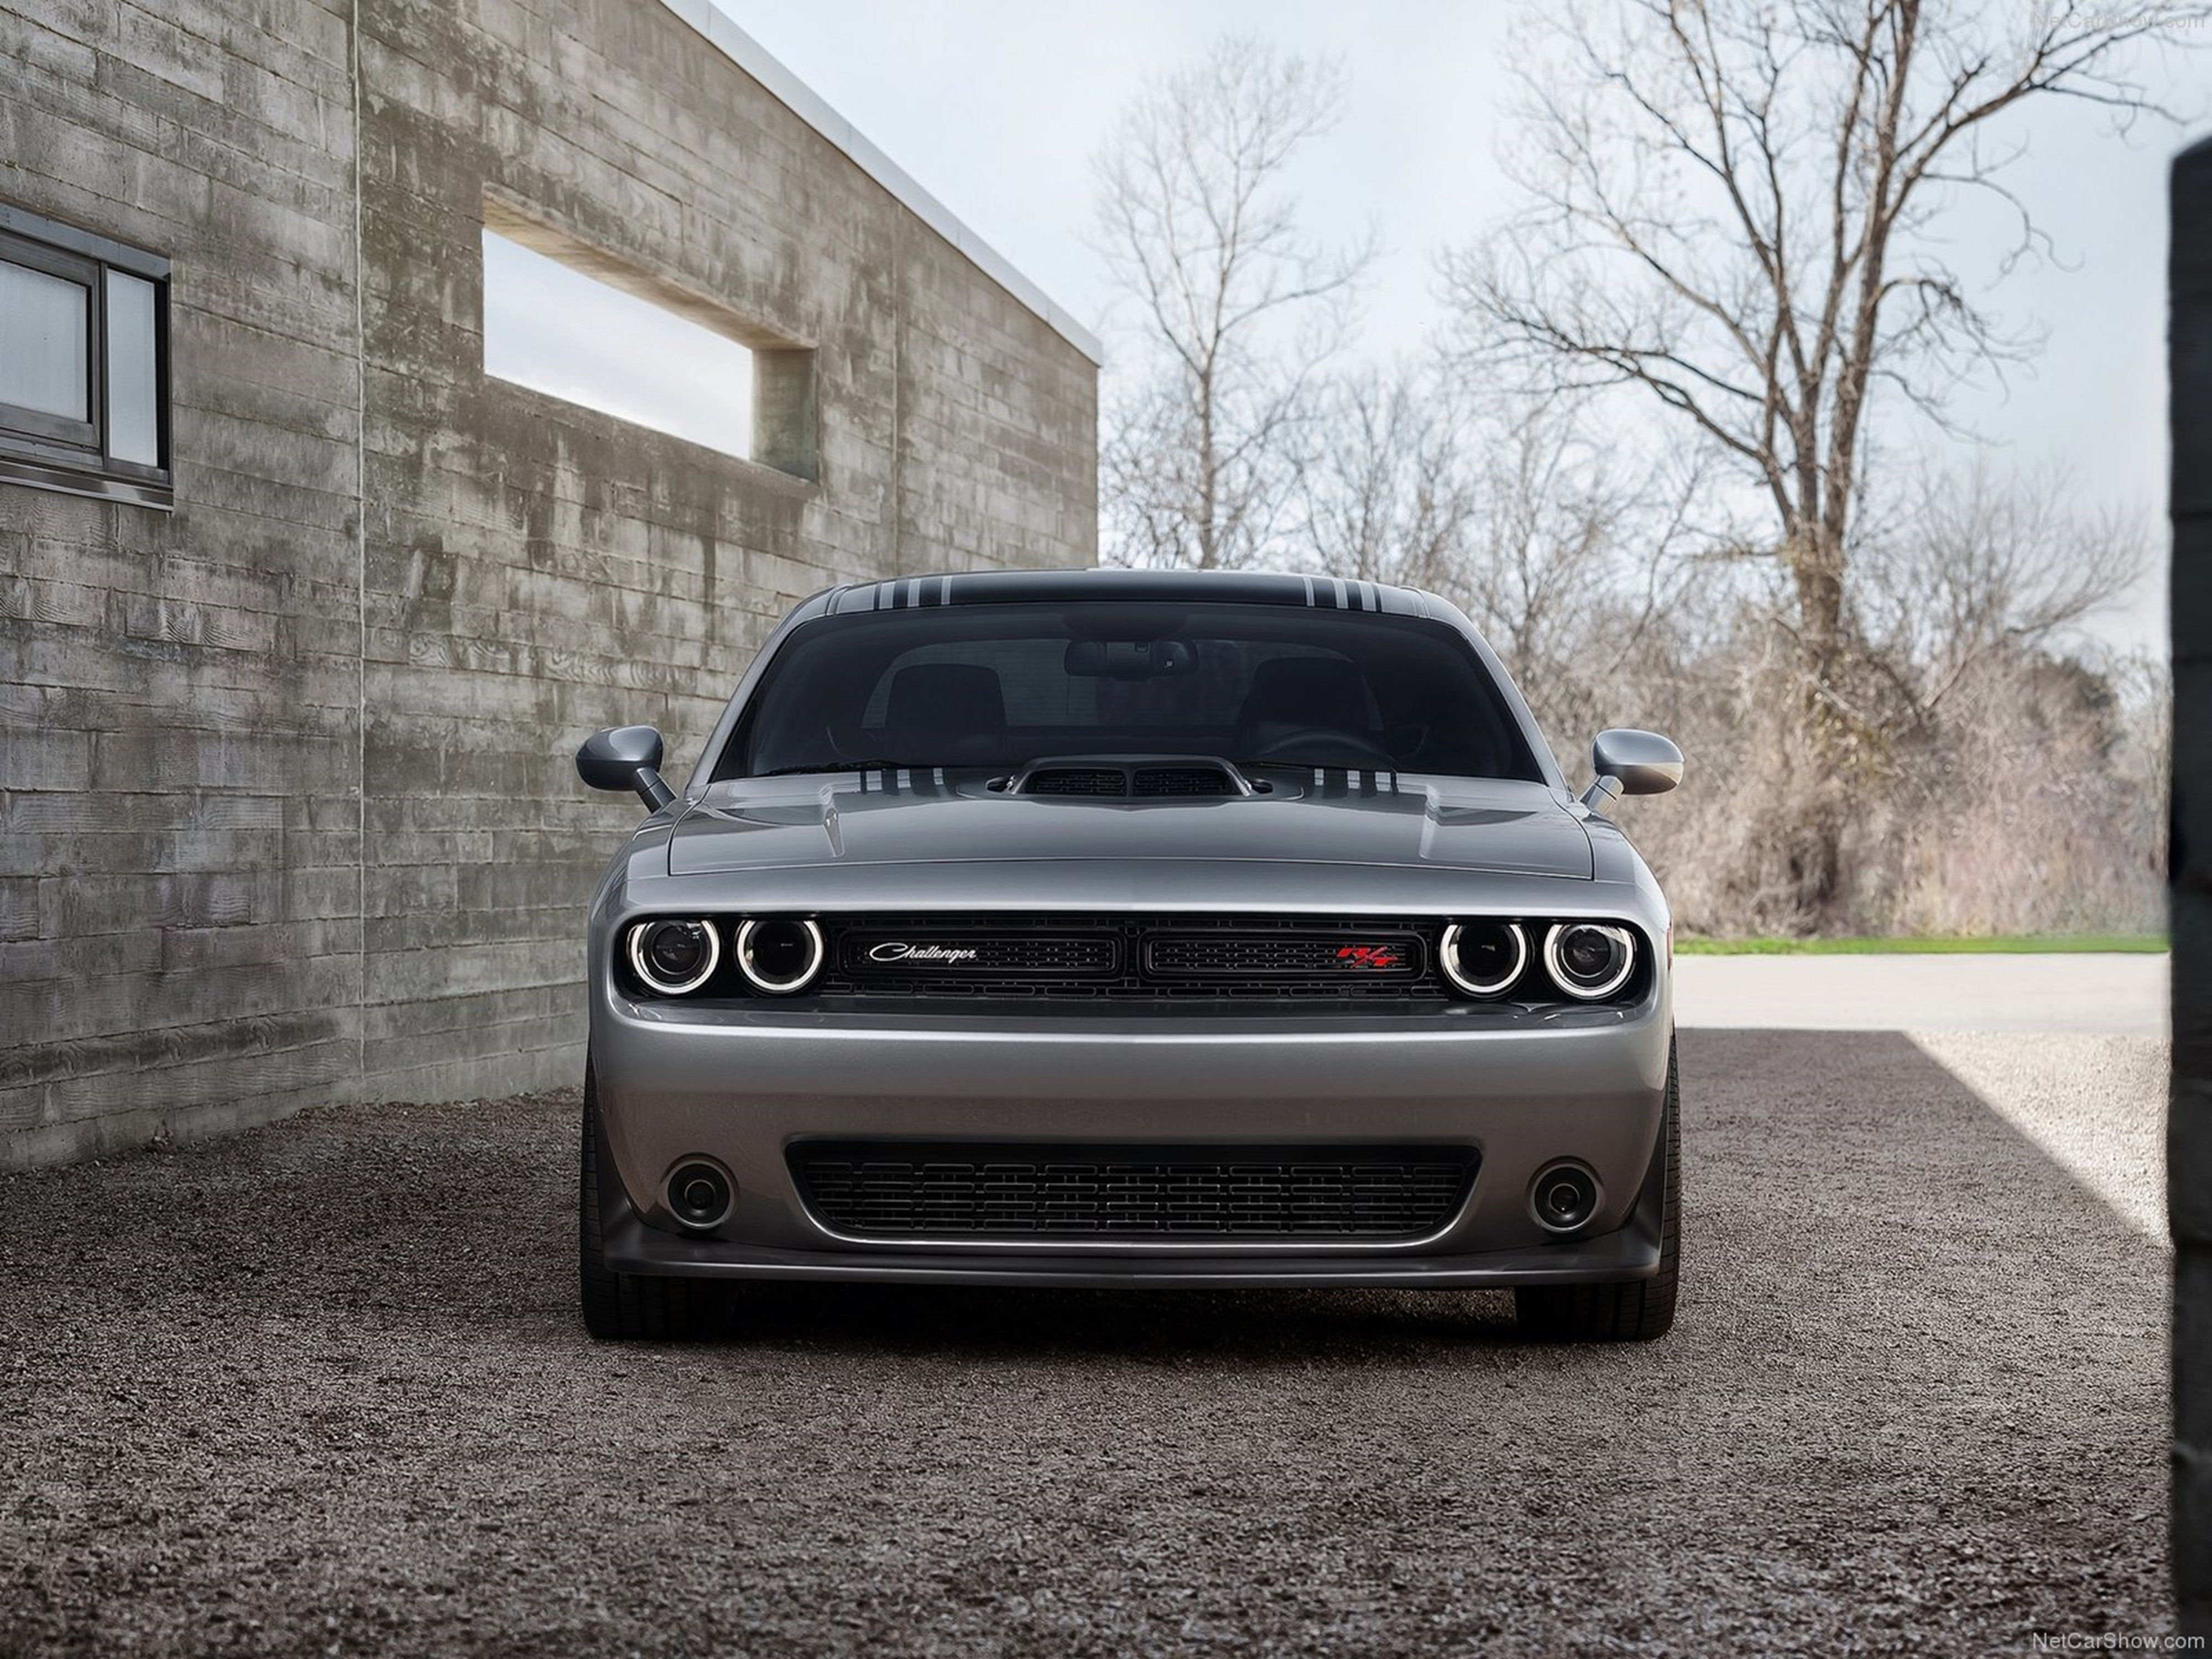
573 568 1684 1341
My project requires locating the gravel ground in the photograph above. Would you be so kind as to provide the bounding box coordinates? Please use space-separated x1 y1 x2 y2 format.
0 1027 2171 1656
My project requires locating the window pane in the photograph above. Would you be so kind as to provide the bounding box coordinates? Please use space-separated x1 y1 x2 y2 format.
105 269 160 466
481 228 753 460
0 259 90 420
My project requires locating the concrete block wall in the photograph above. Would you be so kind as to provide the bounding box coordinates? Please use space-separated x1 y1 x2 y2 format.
0 0 367 1166
2173 135 2210 1639
0 0 1099 1164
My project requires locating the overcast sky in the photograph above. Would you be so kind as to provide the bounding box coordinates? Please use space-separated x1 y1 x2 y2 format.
707 0 2205 656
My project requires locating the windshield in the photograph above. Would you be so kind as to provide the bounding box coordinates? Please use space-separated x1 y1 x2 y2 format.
717 601 1545 782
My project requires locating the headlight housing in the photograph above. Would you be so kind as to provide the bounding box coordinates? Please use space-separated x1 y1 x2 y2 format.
626 918 721 995
735 918 826 994
1543 921 1637 1000
1439 920 1527 997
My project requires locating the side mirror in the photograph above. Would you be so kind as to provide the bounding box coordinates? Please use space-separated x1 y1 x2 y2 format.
1580 728 1683 810
577 725 676 813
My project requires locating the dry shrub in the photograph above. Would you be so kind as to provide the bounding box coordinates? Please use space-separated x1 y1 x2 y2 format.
1600 638 2166 938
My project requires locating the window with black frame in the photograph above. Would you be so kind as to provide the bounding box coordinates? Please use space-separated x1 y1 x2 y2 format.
0 205 170 508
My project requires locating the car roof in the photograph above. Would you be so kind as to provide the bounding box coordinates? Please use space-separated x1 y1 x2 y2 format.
805 568 1450 620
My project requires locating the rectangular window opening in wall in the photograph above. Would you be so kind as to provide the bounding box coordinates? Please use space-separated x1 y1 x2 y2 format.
479 201 817 481
0 205 171 509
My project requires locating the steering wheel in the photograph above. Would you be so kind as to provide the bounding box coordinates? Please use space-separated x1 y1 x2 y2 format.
1241 726 1397 769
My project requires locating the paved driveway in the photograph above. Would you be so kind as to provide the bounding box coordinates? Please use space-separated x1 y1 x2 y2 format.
0 959 2173 1654
1674 950 2169 1034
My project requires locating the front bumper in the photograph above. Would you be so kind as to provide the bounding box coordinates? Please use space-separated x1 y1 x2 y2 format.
589 984 1674 1287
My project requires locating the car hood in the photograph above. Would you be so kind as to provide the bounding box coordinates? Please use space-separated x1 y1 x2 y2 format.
665 773 1594 880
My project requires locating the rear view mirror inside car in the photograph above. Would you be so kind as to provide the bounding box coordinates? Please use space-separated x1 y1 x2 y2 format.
1064 639 1198 679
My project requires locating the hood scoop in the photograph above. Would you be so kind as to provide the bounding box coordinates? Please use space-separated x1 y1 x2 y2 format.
998 756 1261 799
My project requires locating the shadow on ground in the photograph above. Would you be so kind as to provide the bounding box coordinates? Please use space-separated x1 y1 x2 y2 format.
0 1030 2169 1655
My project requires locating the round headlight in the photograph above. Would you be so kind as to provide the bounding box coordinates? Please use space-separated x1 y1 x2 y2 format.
627 919 721 995
735 918 825 995
1543 922 1637 1000
1439 920 1527 998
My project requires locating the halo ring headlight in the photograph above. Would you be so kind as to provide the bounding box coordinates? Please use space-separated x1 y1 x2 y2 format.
1543 922 1637 1000
627 919 722 996
735 918 826 995
1439 920 1528 998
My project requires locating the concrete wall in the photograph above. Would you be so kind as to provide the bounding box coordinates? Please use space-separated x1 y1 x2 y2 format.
2173 135 2210 1640
0 0 1098 1166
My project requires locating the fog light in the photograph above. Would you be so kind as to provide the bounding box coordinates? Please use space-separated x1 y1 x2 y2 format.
1530 1162 1599 1233
1543 922 1636 1000
667 1160 734 1230
627 919 721 995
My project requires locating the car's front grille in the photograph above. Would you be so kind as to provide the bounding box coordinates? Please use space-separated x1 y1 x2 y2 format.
791 1142 1477 1239
1144 929 1422 980
816 914 1448 1001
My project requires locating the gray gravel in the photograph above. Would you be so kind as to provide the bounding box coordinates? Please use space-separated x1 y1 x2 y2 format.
0 1028 2171 1655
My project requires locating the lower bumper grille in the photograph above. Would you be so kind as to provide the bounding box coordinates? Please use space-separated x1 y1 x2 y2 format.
791 1143 1476 1239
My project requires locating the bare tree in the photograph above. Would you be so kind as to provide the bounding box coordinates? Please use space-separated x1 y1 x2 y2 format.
1298 371 1712 748
1449 403 1712 747
1855 459 2150 721
1297 364 1479 587
1094 35 1374 570
1446 0 2199 927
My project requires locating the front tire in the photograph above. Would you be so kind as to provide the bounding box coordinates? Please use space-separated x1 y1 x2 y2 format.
580 1065 719 1340
1514 1037 1681 1342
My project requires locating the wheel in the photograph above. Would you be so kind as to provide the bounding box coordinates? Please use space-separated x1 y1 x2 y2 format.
1514 1036 1681 1342
580 1063 719 1340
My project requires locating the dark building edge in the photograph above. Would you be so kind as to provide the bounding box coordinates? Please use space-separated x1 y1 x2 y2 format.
2172 133 2210 1640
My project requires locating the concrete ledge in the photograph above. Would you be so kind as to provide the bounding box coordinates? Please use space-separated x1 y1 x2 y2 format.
656 0 1103 365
